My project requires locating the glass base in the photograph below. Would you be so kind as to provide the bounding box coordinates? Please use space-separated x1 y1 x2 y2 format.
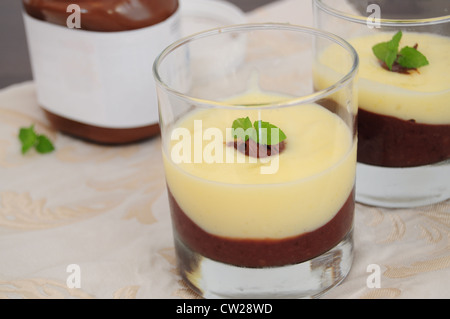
175 229 353 299
356 160 450 208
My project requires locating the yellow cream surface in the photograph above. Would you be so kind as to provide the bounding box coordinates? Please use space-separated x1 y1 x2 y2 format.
163 93 356 239
315 32 450 124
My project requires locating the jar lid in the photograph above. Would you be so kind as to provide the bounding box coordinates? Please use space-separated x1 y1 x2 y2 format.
180 0 247 37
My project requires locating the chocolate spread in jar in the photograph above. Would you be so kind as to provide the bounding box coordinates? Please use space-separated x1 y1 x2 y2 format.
23 0 179 144
168 188 355 268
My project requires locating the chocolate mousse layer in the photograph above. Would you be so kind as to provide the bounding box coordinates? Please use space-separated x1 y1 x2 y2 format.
168 188 354 268
358 108 450 167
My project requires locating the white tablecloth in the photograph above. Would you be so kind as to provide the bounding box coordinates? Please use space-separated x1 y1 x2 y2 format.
1 0 449 299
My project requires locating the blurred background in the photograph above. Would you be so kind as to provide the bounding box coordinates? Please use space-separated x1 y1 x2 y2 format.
4 0 446 90
0 0 279 89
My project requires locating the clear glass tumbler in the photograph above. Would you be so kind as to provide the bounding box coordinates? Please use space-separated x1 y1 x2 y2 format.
153 24 358 298
313 0 450 208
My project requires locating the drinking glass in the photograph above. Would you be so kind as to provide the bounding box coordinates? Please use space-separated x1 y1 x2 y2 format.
153 23 358 298
314 0 450 208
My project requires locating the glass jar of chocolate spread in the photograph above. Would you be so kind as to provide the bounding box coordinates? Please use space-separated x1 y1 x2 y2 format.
22 0 180 144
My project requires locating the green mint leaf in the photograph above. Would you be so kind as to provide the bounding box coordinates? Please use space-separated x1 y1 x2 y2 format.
232 116 257 141
397 46 429 69
19 125 38 154
372 31 429 72
388 31 402 52
253 120 287 145
35 135 55 154
18 125 55 155
372 31 402 70
232 116 253 131
372 42 396 70
231 117 287 145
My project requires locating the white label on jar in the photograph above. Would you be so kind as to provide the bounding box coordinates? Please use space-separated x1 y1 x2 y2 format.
24 9 180 128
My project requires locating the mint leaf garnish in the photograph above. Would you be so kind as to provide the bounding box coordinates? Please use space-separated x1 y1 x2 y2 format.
397 46 429 69
372 31 402 70
35 135 55 153
372 31 429 71
19 125 38 154
232 117 286 145
232 116 253 134
232 116 257 142
18 125 55 154
253 120 287 145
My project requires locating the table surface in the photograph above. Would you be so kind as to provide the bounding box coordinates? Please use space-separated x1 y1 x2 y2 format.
1 0 449 300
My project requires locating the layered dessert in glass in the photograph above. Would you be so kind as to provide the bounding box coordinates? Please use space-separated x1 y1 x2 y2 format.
165 101 356 268
314 0 450 207
154 24 358 298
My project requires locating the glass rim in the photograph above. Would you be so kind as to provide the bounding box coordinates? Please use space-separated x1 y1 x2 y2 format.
313 0 450 27
152 23 359 110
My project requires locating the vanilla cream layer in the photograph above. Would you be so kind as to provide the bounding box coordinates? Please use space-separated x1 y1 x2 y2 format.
163 101 356 239
315 32 450 124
